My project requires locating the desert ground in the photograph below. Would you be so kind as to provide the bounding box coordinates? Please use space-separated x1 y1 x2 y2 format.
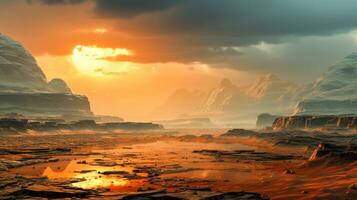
0 129 355 200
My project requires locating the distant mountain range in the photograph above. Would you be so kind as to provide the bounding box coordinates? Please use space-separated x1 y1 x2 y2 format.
159 53 357 125
2 33 355 125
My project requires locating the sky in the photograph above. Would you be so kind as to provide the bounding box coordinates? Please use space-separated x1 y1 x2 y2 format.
1 0 357 120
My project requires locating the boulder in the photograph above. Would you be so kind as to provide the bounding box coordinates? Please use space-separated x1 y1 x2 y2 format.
221 129 258 137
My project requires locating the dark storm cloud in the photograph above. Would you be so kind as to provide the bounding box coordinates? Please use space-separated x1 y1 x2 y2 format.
42 0 84 4
95 0 183 18
26 0 85 5
5 0 357 74
93 0 357 38
87 0 357 68
21 0 357 40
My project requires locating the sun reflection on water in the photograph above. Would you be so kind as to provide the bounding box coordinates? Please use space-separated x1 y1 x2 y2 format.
72 173 128 189
42 159 130 189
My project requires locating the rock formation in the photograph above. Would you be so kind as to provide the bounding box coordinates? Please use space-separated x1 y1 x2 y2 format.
294 53 357 115
0 33 92 117
246 73 300 103
272 115 357 130
0 93 92 117
203 78 240 112
160 53 357 127
309 143 357 162
48 79 72 94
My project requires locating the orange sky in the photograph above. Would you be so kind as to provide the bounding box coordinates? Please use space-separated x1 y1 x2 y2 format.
0 1 258 120
36 54 254 120
3 0 355 120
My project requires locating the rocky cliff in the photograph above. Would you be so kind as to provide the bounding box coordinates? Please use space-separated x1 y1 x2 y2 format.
0 93 92 116
294 53 357 115
0 33 92 117
294 99 357 115
272 115 357 130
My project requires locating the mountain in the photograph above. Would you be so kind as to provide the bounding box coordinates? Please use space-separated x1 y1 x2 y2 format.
155 88 207 118
294 53 357 115
203 74 300 114
160 74 300 127
0 34 72 94
158 53 357 126
246 73 300 103
304 53 357 100
203 78 241 112
0 33 92 117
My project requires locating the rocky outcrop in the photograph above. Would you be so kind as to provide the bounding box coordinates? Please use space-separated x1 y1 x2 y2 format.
0 93 92 117
0 34 71 94
0 118 163 131
272 115 357 130
293 99 357 115
0 33 93 117
0 118 28 130
309 143 357 162
0 34 49 93
48 79 72 94
221 128 258 137
294 53 357 115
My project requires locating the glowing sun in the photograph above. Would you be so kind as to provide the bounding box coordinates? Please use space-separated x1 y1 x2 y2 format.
72 45 133 76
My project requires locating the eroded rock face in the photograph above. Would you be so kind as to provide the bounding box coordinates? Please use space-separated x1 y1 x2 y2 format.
0 34 93 117
294 99 357 116
0 34 49 93
0 34 71 94
294 53 357 115
272 115 357 130
0 93 92 117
